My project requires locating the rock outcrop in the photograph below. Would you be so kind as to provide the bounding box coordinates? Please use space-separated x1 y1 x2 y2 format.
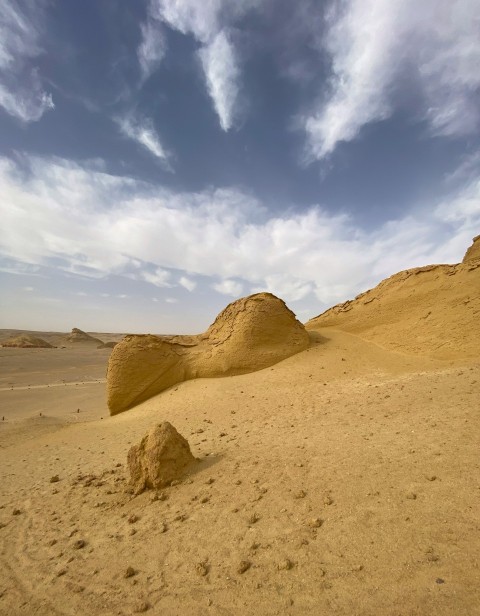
107 292 310 415
2 334 54 348
66 328 103 345
463 235 480 263
307 236 480 360
127 422 196 494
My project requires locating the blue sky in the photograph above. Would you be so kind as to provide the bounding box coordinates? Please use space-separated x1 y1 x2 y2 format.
1 0 479 333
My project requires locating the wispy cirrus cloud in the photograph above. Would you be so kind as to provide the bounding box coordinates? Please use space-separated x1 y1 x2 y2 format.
0 0 54 122
117 115 170 164
304 0 480 160
1 154 479 309
137 11 167 80
198 30 239 131
144 0 260 131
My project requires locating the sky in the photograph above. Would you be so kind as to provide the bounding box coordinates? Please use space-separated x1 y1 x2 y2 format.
1 0 480 334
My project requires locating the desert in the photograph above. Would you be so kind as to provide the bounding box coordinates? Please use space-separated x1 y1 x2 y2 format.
0 238 479 616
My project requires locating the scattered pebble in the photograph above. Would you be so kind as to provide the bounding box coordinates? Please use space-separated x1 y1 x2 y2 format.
248 512 260 525
128 514 139 524
195 561 209 577
50 475 60 483
73 539 86 550
307 517 323 528
278 558 294 571
12 509 21 516
435 578 445 584
56 568 67 577
294 490 307 499
426 475 437 482
125 566 136 578
133 600 150 613
406 492 417 500
324 496 334 505
237 560 251 574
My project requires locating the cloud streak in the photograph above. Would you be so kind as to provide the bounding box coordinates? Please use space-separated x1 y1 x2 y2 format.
117 116 170 163
305 0 480 160
145 0 259 131
1 155 479 308
0 0 54 122
198 31 239 131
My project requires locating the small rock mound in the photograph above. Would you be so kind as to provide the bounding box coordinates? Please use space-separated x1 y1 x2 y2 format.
127 422 196 494
66 328 103 345
2 334 54 348
97 341 117 349
107 293 310 414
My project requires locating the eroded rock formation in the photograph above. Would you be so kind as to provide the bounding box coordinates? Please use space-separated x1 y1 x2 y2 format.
66 328 103 345
107 292 310 414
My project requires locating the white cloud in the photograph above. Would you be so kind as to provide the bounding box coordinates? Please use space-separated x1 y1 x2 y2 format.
165 297 178 303
179 276 197 292
212 278 243 296
152 0 224 44
137 267 172 287
305 0 480 159
1 154 479 308
147 0 260 130
138 15 167 79
117 116 169 163
0 1 54 123
198 30 239 131
23 286 34 292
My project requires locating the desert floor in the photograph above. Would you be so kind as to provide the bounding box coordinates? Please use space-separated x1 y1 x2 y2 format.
0 330 479 615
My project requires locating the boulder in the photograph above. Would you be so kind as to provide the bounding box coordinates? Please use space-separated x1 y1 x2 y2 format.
127 422 196 494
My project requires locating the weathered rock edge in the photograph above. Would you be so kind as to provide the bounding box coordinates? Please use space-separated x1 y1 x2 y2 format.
107 292 310 415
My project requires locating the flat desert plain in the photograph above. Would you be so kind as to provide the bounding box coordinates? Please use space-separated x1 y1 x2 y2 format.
0 324 479 615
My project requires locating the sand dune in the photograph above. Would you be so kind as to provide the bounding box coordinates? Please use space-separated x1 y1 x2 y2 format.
0 238 479 615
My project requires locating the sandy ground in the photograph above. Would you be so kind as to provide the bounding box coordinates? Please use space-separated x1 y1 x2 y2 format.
0 330 479 615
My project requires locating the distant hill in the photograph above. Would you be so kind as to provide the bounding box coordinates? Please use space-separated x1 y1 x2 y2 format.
65 328 103 345
2 334 54 349
307 236 480 360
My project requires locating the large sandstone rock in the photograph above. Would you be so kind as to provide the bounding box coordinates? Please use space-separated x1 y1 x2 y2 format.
2 334 54 348
127 422 196 494
107 292 310 415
